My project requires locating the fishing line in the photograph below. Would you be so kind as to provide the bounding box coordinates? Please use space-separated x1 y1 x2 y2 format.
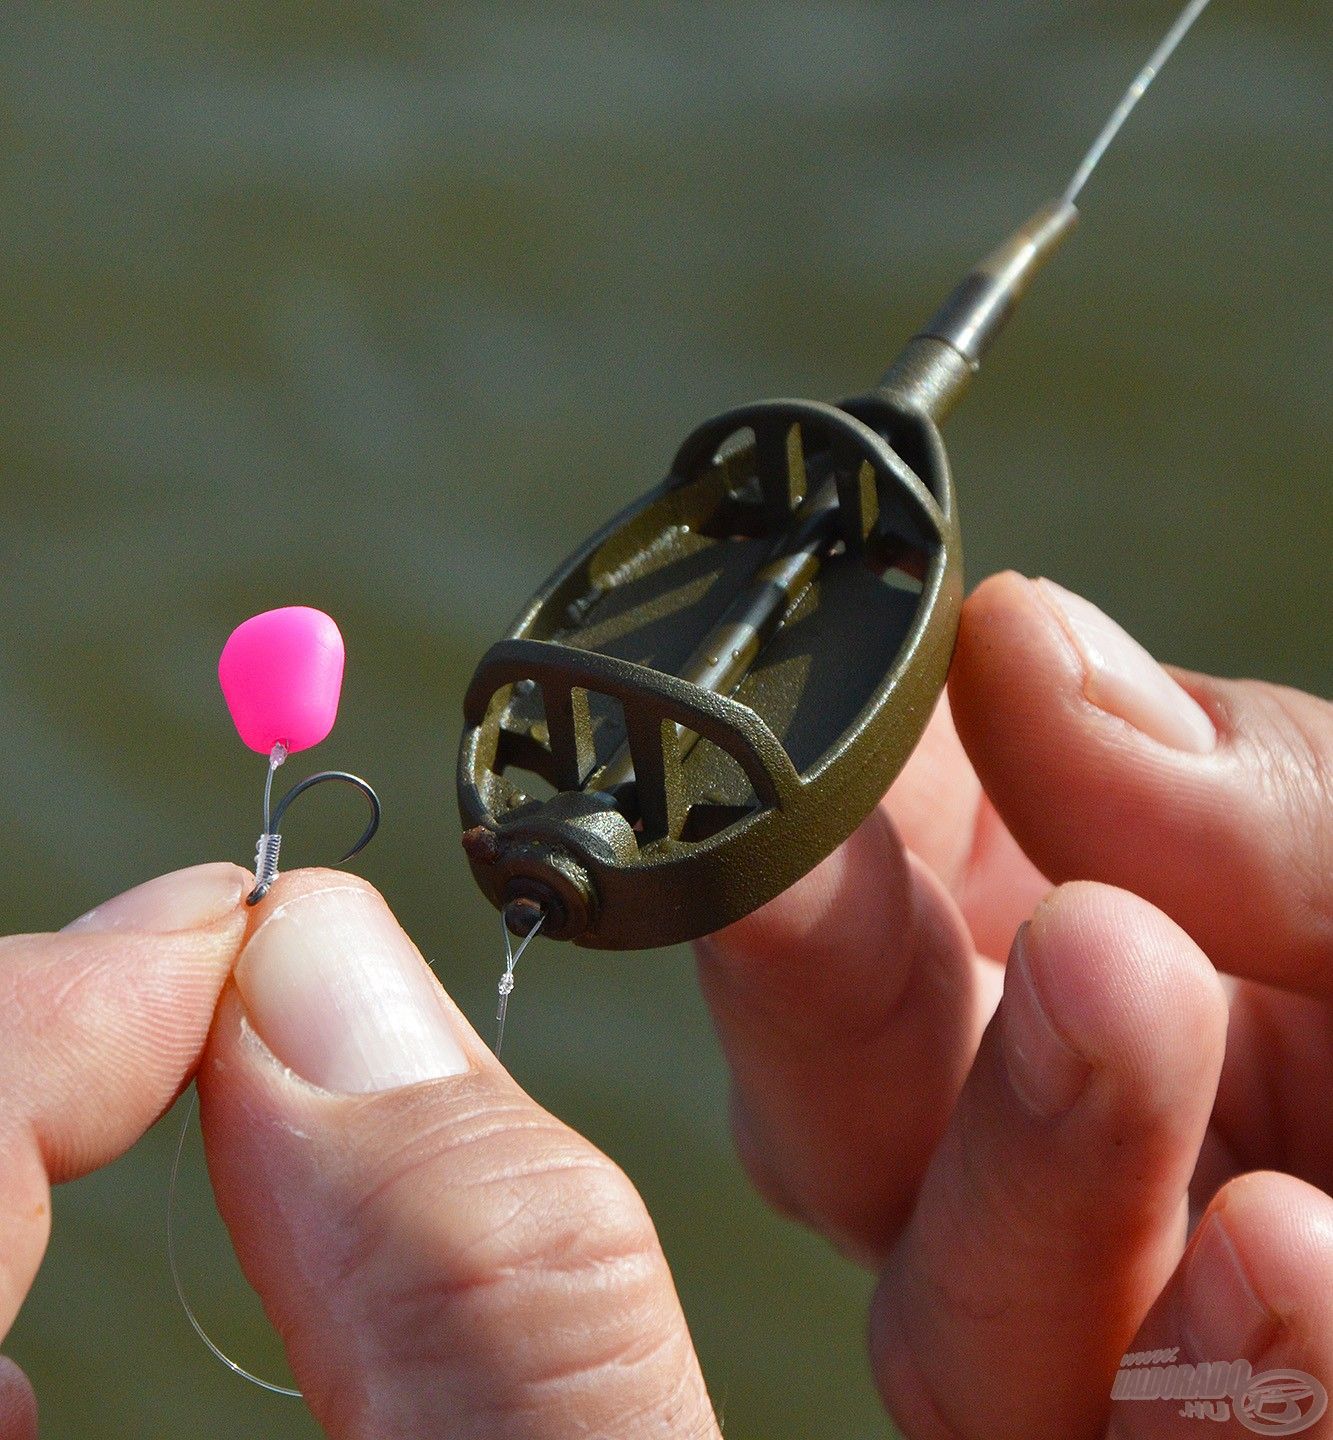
495 908 544 1057
1063 0 1215 207
167 1092 303 1398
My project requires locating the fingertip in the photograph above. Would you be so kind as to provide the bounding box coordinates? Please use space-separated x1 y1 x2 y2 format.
963 569 1030 610
953 570 1219 763
0 865 259 1191
954 570 1044 667
1199 1171 1333 1324
950 570 1085 769
63 861 251 936
242 864 383 920
1019 882 1227 1104
954 567 1077 679
230 870 490 1097
1163 1172 1333 1407
699 800 911 980
0 1356 37 1440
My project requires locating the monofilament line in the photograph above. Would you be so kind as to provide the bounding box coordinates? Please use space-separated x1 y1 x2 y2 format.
495 909 544 1057
166 1091 303 1398
1062 0 1216 207
262 741 287 832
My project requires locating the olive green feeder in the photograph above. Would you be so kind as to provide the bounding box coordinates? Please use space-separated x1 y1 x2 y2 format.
457 0 1221 949
457 202 1078 948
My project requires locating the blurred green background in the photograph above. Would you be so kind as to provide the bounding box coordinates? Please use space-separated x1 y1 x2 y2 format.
0 2 1327 1436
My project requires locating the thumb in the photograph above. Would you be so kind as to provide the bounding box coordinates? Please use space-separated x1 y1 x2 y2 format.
950 573 1333 995
197 869 718 1440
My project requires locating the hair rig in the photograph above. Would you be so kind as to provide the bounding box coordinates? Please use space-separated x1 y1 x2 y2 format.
165 604 383 1405
218 606 380 904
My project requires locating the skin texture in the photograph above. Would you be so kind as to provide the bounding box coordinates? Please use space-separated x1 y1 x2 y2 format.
0 571 1330 1438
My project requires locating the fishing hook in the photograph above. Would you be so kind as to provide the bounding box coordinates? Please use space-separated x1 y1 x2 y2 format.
247 752 381 905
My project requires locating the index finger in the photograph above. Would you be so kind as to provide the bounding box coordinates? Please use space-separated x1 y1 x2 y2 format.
884 692 1049 960
696 804 994 1264
0 863 249 1338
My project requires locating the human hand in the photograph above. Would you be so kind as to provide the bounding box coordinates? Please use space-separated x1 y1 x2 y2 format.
1 572 1328 1440
697 571 1333 1437
0 862 719 1440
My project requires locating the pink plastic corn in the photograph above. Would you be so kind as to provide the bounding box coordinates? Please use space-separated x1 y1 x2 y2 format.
218 606 345 755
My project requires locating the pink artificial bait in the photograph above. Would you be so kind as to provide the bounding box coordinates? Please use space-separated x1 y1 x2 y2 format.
219 605 345 755
218 606 380 904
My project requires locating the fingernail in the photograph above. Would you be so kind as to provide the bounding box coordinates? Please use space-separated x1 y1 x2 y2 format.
1035 579 1216 754
235 884 471 1093
1182 1212 1280 1363
1001 925 1091 1119
63 863 246 934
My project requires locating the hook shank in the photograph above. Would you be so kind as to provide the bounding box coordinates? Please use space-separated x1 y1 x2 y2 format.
246 770 382 905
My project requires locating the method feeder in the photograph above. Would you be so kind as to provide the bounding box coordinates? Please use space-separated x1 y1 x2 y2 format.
458 201 1065 949
458 3 1215 951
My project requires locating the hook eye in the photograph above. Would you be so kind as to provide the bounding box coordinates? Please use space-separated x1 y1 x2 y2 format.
247 770 382 906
